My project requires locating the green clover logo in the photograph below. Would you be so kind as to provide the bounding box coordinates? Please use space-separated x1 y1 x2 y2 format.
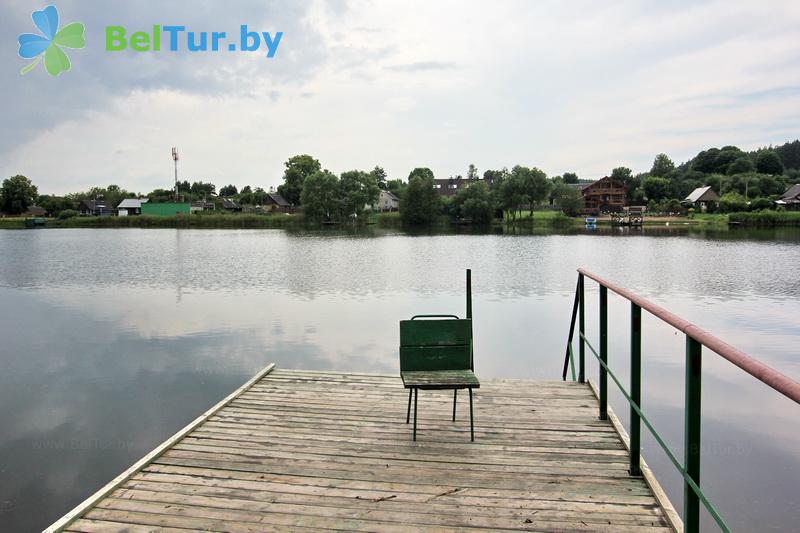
18 5 85 76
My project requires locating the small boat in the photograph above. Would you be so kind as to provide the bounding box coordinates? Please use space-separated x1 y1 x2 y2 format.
24 217 46 228
584 217 597 224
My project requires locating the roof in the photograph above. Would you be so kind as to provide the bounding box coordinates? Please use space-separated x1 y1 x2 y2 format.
266 192 289 206
684 186 719 203
117 198 148 209
581 177 623 192
79 199 112 210
26 205 46 215
384 190 400 201
222 198 241 209
780 183 800 201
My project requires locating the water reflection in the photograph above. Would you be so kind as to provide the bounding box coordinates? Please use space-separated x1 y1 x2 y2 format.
0 227 798 531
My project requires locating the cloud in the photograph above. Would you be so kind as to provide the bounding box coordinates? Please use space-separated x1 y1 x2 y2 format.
385 61 458 72
2 0 799 194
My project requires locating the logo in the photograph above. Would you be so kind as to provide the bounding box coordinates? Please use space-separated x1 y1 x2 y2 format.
17 5 85 76
104 25 282 57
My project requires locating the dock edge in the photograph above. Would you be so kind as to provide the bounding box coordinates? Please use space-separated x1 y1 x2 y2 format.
588 379 683 533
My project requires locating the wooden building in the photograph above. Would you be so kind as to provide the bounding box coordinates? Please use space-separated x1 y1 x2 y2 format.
683 186 720 212
580 177 627 213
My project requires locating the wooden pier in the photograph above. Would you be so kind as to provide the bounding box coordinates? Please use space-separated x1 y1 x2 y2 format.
46 365 679 532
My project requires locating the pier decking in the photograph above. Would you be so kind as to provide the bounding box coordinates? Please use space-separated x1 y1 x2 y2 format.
47 365 677 532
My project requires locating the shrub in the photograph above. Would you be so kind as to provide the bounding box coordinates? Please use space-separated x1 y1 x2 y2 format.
58 209 78 219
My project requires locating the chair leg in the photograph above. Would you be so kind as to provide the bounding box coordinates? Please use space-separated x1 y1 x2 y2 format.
406 388 412 423
452 389 457 421
413 388 418 441
469 387 474 442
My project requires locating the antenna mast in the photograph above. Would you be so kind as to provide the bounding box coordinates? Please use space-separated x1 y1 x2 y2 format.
171 147 180 201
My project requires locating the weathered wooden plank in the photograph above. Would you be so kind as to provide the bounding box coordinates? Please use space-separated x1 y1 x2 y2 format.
153 454 657 496
95 495 669 532
194 423 631 457
47 367 675 532
143 463 663 506
126 472 666 517
110 487 669 529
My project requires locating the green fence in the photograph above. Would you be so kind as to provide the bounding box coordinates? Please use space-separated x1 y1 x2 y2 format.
140 203 191 216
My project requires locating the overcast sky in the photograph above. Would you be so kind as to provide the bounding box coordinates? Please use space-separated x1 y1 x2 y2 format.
2 0 799 195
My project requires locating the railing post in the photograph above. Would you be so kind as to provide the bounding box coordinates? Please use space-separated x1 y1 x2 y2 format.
630 303 642 476
684 336 702 533
599 285 608 420
578 273 585 383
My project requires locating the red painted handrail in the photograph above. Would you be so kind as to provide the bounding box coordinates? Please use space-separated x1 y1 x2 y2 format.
578 267 800 404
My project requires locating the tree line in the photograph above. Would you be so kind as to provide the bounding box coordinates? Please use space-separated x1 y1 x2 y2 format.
2 140 798 221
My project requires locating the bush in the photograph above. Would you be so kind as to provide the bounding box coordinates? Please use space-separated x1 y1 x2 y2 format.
728 211 800 227
719 192 748 213
58 209 78 219
747 197 773 211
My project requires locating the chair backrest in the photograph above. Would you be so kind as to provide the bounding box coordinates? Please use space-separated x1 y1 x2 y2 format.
400 317 472 372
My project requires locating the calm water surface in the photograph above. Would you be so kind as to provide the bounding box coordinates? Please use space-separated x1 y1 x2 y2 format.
0 227 798 532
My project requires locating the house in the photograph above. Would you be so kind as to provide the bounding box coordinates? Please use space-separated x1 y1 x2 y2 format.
190 201 215 213
369 190 400 212
77 199 115 216
775 184 800 211
116 198 149 216
683 186 720 212
579 177 627 213
141 202 191 216
431 177 472 196
24 205 47 217
263 192 291 212
222 198 242 212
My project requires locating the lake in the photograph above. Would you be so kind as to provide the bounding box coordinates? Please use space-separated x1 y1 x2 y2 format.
0 226 798 532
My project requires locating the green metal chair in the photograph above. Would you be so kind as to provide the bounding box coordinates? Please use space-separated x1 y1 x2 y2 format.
399 269 479 441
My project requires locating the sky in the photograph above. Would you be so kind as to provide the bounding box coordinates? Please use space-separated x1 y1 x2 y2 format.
2 0 799 195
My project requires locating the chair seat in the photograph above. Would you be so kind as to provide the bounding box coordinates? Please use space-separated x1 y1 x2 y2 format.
401 369 480 390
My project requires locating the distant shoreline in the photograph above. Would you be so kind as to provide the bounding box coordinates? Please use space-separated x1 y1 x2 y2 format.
3 210 798 230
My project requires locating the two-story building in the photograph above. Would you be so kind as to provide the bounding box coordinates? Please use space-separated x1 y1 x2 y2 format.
579 177 627 213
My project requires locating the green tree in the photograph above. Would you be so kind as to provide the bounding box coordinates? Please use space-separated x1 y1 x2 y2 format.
510 165 550 216
551 182 584 216
611 167 638 197
300 170 340 222
719 192 748 213
386 179 406 198
692 148 721 174
642 176 671 202
37 195 73 216
467 164 479 180
340 170 380 219
1 175 39 214
497 170 527 221
219 184 238 196
714 146 744 173
370 166 388 190
775 139 800 170
650 154 675 177
727 156 754 175
190 181 215 196
278 154 321 205
756 150 784 175
452 181 493 224
562 172 579 184
400 168 441 225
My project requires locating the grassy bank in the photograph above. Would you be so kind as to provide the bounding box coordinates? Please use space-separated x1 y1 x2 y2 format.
0 213 308 229
728 211 800 227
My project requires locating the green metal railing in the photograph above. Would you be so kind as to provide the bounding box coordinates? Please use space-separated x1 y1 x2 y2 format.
562 269 800 533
